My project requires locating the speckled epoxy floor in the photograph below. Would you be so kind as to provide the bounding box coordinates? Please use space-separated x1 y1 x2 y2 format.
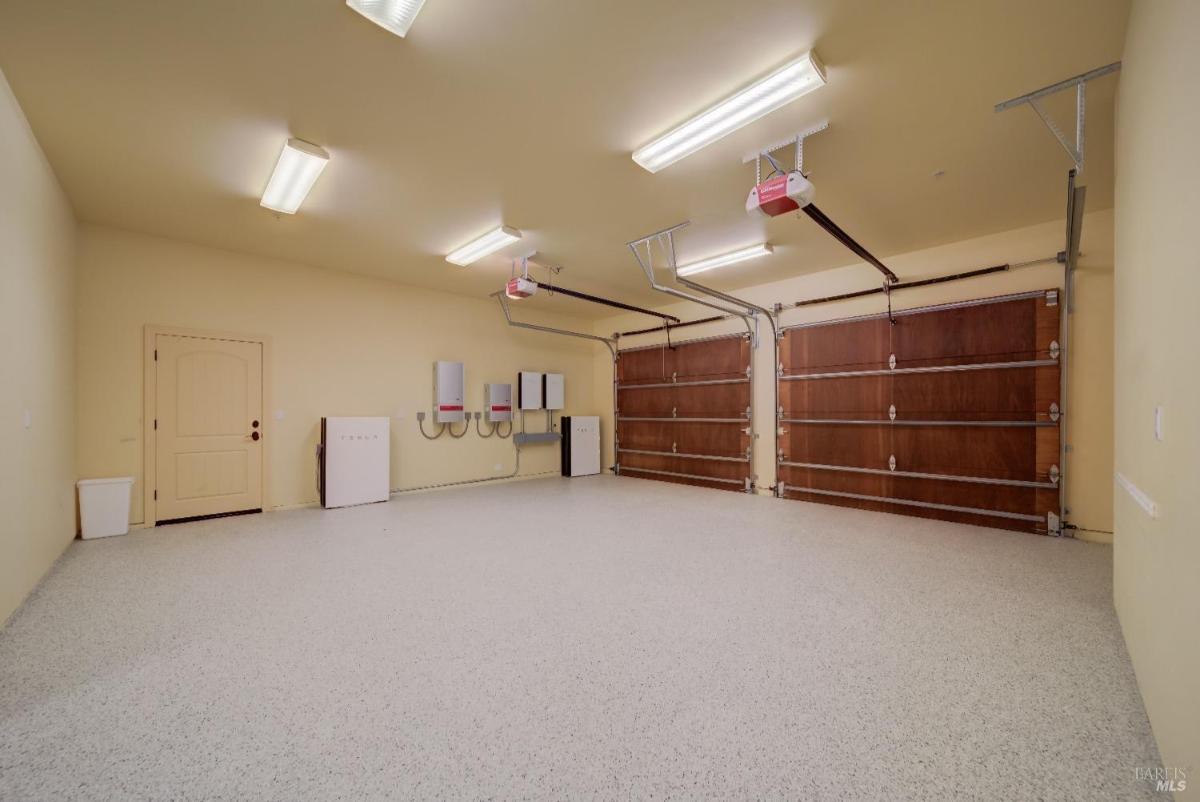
0 475 1162 800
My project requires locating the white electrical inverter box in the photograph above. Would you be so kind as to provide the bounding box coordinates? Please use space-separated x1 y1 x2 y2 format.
320 417 390 508
543 373 565 410
435 361 465 423
561 416 600 476
518 371 543 410
485 383 512 422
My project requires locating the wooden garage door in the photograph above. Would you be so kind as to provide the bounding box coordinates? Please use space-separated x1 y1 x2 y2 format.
615 333 753 492
777 290 1062 533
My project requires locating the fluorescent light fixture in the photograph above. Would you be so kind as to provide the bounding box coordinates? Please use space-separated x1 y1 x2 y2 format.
677 243 773 276
445 225 522 266
260 138 329 214
346 0 427 38
633 51 826 173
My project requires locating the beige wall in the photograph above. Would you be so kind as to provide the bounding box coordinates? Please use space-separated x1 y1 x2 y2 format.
1113 0 1200 784
594 210 1115 540
76 225 596 521
0 68 77 623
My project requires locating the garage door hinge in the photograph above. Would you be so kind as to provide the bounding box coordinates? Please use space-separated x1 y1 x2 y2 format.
1046 290 1059 306
154 419 157 430
153 490 157 500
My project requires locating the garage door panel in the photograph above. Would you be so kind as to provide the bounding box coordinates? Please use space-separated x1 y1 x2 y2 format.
621 452 748 480
892 369 1035 420
1035 427 1060 481
880 503 1039 533
892 298 1037 367
782 376 890 418
784 424 890 468
617 333 752 492
779 290 1061 535
892 426 1038 480
619 442 748 492
671 337 748 380
613 420 677 452
675 383 750 417
617 387 674 417
1034 364 1061 422
779 465 890 497
616 348 669 384
781 318 891 374
671 422 747 457
890 477 1036 516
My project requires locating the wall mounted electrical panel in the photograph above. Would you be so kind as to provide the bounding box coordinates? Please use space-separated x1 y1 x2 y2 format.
518 371 543 410
434 361 465 423
484 383 513 422
543 373 565 410
561 416 600 476
320 417 390 508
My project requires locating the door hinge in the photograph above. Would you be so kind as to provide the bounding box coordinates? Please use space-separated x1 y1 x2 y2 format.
153 489 157 500
154 419 158 430
154 349 158 361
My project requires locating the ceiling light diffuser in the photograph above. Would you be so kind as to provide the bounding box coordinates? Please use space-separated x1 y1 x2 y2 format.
633 51 826 173
346 0 427 38
677 244 773 277
260 139 329 214
445 225 522 266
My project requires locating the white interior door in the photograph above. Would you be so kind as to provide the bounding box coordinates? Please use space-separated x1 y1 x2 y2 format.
155 334 263 522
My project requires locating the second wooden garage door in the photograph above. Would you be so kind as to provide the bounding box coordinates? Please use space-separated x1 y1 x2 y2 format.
777 290 1062 534
615 333 753 492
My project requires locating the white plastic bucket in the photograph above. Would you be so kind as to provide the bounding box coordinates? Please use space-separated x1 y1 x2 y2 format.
77 477 134 539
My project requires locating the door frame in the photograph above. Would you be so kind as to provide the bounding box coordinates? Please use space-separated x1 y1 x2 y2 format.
142 324 273 527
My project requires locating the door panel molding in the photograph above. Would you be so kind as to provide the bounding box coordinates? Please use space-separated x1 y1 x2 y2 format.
143 325 272 527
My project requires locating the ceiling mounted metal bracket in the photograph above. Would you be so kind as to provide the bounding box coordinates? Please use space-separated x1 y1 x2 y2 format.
994 62 1121 173
743 120 830 183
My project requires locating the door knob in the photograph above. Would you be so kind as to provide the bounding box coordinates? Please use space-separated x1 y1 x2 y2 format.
250 431 260 441
252 420 260 428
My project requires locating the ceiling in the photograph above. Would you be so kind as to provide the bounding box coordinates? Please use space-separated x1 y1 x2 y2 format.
0 0 1129 317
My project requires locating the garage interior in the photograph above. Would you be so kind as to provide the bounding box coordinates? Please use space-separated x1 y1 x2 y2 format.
1 1 1196 799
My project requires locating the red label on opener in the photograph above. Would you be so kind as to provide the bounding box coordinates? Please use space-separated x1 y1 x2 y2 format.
754 174 801 217
438 405 464 411
756 174 789 203
490 405 512 412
